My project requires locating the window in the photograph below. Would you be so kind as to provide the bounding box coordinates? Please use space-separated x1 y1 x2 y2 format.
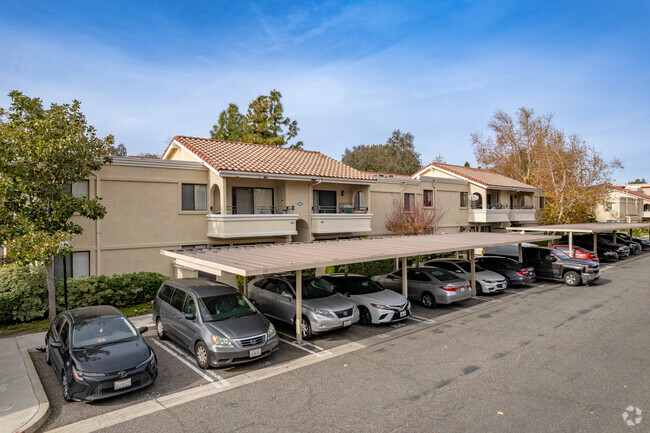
460 192 468 208
158 285 173 304
423 190 433 207
169 289 186 311
183 296 196 315
64 180 89 198
539 197 545 209
404 193 415 211
480 226 492 232
182 184 207 211
233 187 274 214
59 320 70 346
313 190 337 213
607 202 616 211
353 191 366 210
54 251 90 278
407 270 430 282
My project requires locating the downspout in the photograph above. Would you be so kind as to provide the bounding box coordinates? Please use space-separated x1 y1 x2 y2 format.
94 172 101 275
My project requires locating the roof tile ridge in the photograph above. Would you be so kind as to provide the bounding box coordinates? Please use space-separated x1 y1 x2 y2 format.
175 135 321 154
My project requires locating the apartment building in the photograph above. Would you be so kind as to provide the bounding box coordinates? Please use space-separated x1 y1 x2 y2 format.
594 185 650 223
57 137 541 280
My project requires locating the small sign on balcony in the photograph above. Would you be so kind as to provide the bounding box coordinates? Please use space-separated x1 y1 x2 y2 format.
296 201 304 206
469 194 480 202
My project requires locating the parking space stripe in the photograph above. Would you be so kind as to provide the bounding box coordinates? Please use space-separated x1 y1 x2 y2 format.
151 339 215 384
159 340 230 386
279 338 332 357
474 296 502 302
410 315 436 324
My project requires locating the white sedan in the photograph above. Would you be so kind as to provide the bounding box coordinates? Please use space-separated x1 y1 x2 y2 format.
321 274 411 325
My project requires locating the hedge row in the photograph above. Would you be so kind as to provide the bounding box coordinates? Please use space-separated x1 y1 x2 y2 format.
0 264 167 323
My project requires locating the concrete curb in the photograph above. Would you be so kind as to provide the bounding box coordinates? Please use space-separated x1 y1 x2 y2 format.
16 347 50 433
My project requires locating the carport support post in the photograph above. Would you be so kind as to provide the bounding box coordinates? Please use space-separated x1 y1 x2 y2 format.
593 233 598 256
415 256 420 268
518 243 523 263
295 270 303 344
344 264 349 276
401 257 408 297
612 231 617 244
568 232 574 258
470 249 476 296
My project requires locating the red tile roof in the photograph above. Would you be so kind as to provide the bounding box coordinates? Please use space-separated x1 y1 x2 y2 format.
415 162 536 190
165 136 375 181
612 185 650 201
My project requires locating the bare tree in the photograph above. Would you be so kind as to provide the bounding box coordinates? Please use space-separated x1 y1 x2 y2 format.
385 197 446 235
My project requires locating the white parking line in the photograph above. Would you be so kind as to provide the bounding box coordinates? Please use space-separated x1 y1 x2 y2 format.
279 338 333 357
151 339 216 384
410 315 436 324
474 296 502 302
159 340 229 386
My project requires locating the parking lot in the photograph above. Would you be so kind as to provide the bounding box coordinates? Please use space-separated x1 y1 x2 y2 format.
31 251 645 432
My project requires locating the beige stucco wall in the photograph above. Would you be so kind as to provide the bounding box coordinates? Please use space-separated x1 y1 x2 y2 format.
594 190 646 222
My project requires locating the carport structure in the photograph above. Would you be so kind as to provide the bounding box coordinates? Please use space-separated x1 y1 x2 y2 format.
161 232 558 343
506 222 650 257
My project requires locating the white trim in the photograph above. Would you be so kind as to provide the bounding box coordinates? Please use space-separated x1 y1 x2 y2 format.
206 214 299 222
311 228 373 234
207 231 298 238
110 157 206 170
415 165 536 192
309 213 373 220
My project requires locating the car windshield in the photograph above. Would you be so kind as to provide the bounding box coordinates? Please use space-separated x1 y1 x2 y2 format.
327 276 383 295
199 293 257 322
553 250 571 260
427 268 459 282
286 276 336 299
457 262 485 272
72 316 138 348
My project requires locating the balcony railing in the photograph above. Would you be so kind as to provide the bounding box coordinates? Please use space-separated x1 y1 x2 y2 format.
312 204 369 214
222 205 295 215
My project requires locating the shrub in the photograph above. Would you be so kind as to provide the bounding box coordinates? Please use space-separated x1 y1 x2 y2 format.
0 264 168 323
0 264 47 322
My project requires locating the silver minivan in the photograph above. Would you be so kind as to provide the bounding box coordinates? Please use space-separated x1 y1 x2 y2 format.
153 278 279 369
248 274 359 339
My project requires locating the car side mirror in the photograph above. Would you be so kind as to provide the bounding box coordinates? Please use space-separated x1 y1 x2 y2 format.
50 341 63 349
282 292 293 300
184 313 196 321
455 269 463 273
139 326 149 334
344 292 350 298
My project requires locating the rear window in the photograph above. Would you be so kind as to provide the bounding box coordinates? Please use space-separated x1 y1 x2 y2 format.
324 276 383 295
427 268 458 282
158 285 173 303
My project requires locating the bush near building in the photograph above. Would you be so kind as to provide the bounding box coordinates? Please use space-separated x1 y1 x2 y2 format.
0 264 167 323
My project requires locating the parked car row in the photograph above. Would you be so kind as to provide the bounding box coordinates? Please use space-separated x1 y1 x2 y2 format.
46 232 644 402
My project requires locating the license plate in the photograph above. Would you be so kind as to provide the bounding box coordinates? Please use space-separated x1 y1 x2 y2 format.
343 320 352 327
114 378 131 390
249 348 261 357
459 287 465 292
399 310 406 317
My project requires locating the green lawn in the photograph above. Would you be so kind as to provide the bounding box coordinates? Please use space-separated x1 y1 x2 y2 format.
0 301 153 338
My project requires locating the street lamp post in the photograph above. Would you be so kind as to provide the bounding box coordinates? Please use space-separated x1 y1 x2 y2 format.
60 241 70 310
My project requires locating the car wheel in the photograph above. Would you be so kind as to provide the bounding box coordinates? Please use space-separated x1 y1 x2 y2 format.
45 339 51 365
62 370 72 402
563 271 580 286
300 315 313 340
195 341 210 369
503 278 510 289
156 318 167 340
476 283 484 295
421 292 436 308
358 306 372 326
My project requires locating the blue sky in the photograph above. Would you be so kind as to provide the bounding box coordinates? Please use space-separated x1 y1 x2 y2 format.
1 0 648 182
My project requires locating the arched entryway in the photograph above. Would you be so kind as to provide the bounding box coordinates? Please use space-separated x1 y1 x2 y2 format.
210 185 221 214
292 219 311 242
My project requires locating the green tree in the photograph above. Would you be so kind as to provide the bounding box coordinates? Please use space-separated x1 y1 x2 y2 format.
107 143 127 156
210 91 303 148
210 103 244 142
628 178 647 184
341 130 421 175
0 91 113 318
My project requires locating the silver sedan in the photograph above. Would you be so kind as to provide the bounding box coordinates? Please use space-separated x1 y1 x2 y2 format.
372 267 471 308
424 259 507 294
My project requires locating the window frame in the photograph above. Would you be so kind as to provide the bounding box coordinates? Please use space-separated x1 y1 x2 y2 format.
54 251 90 279
460 192 468 208
423 190 433 207
403 193 415 211
181 184 207 211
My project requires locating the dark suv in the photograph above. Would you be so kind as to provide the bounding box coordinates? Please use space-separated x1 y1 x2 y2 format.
484 245 600 286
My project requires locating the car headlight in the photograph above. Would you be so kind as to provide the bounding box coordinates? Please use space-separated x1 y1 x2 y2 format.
136 351 155 368
72 366 106 382
211 334 234 348
267 323 277 339
313 309 336 318
370 303 390 310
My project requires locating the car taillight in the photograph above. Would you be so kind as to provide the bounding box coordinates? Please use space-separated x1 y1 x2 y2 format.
442 285 458 292
516 270 527 275
152 300 155 308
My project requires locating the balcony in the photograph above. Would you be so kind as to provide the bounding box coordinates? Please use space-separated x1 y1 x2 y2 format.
311 208 373 234
468 209 510 223
509 209 537 222
207 206 298 239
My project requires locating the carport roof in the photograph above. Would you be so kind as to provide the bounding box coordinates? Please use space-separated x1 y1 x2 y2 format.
161 232 559 277
506 222 650 234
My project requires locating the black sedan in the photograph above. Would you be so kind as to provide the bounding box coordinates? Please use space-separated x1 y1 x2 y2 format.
475 256 536 287
45 305 158 402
